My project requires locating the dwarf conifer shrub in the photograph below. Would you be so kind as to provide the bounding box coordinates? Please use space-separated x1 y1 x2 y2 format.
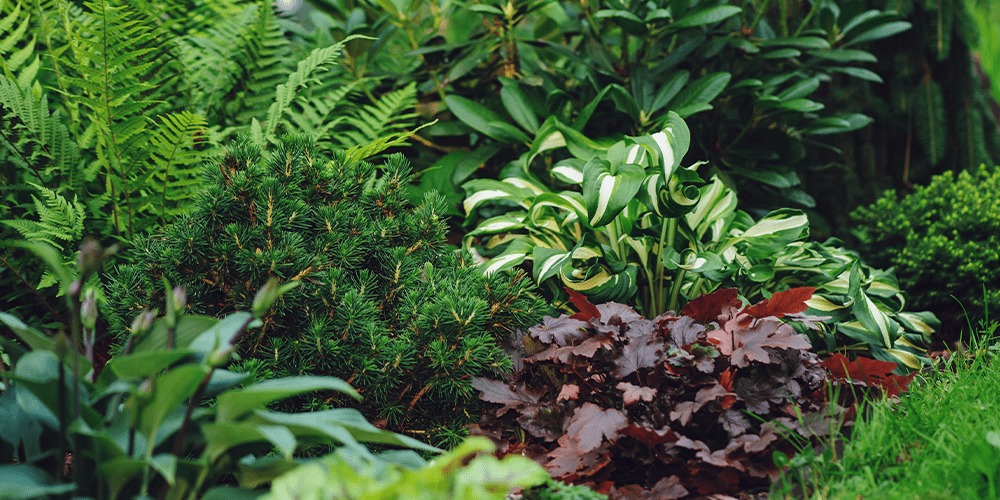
106 136 549 447
851 164 1000 338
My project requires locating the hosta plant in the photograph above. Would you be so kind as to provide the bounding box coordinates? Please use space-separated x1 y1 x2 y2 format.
106 135 549 448
464 113 937 370
469 287 916 499
0 241 438 499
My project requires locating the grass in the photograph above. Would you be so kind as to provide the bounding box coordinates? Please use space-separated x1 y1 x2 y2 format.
772 313 1000 499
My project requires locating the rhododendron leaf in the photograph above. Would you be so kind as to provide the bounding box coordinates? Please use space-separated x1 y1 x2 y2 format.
567 402 629 453
680 287 740 323
743 287 816 319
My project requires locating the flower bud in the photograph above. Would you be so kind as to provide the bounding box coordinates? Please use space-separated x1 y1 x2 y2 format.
77 239 102 281
165 283 187 328
252 277 281 319
130 308 158 338
81 289 98 330
207 346 235 367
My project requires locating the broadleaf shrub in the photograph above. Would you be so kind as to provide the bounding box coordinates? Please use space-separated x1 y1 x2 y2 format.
470 287 914 498
106 135 550 448
850 164 1000 339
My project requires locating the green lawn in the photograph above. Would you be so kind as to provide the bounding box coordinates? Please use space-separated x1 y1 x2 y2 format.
773 317 1000 499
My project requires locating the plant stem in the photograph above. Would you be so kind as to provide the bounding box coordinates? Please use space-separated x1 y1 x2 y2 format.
793 0 822 38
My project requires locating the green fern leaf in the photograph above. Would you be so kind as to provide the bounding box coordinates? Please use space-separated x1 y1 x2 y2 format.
1 183 86 250
334 82 419 150
281 81 358 145
259 35 365 146
344 120 436 165
145 111 209 220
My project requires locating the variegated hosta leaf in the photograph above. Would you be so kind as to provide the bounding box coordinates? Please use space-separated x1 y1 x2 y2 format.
527 192 588 229
581 156 645 227
463 215 526 239
847 261 900 349
685 175 737 240
560 262 639 303
731 208 809 258
462 177 546 215
629 111 691 177
551 158 585 185
623 235 657 273
636 171 702 218
479 238 535 276
525 116 604 170
533 246 573 283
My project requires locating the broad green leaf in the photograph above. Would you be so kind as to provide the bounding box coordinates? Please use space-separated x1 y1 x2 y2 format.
808 49 877 63
779 98 824 112
802 113 872 134
595 9 647 35
847 262 897 348
188 312 255 355
0 464 75 499
138 364 210 439
100 457 148 500
445 95 527 144
216 376 360 423
844 21 911 46
500 79 539 134
452 144 503 185
130 315 219 353
671 72 731 109
255 408 441 453
829 66 883 83
758 36 830 49
581 157 645 226
760 48 802 59
670 5 741 28
107 350 195 380
778 76 821 101
648 71 690 114
15 241 72 295
149 453 178 486
0 312 54 352
256 425 298 459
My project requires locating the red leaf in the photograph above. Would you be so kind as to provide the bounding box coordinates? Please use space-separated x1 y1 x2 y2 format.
743 287 816 319
471 377 544 417
881 372 918 398
616 381 658 405
567 402 629 453
719 367 734 391
565 287 601 321
680 288 740 323
819 353 897 385
619 424 678 449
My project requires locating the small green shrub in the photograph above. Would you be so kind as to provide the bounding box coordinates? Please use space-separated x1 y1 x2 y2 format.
851 164 1000 338
106 135 549 448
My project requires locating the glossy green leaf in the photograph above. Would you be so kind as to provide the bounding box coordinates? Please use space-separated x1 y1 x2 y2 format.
843 21 911 46
188 312 255 355
107 350 196 380
777 76 821 101
809 49 877 63
445 95 528 144
759 36 830 49
829 66 882 82
671 72 731 109
255 408 441 453
670 5 741 28
760 48 802 59
138 364 209 439
0 312 54 352
0 464 75 499
499 78 538 134
595 9 647 35
648 71 690 114
130 315 219 353
779 98 824 112
216 376 360 422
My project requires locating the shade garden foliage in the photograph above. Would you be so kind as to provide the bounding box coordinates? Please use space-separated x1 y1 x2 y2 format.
0 0 997 498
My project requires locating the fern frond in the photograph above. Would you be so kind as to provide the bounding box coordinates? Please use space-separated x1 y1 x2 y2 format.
1 182 86 250
334 82 419 149
282 80 359 146
231 2 294 125
179 4 258 115
143 111 209 221
0 75 82 191
0 3 38 76
257 36 362 146
344 120 436 165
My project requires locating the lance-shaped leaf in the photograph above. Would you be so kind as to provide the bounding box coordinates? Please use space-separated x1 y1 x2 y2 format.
582 156 645 227
463 178 541 215
464 215 526 239
480 238 536 276
733 208 809 258
847 261 900 349
685 175 737 239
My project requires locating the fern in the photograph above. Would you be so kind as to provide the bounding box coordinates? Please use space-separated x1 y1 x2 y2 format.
179 4 258 115
0 3 38 78
913 78 947 166
0 75 82 192
332 82 419 149
253 37 362 146
1 182 85 250
142 111 209 221
281 80 359 147
231 2 293 125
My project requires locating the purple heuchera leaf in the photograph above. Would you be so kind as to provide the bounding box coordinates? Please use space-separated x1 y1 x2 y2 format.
529 315 591 346
661 315 705 348
471 377 545 417
611 333 665 379
567 402 629 453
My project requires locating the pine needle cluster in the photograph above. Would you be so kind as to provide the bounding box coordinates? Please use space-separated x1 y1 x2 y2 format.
106 135 550 448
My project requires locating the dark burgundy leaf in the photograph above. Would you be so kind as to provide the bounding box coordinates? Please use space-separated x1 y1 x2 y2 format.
530 336 607 364
649 476 688 499
680 287 740 323
557 384 580 402
819 353 896 385
732 376 783 414
663 315 705 348
616 381 658 405
567 402 629 453
619 424 678 449
517 412 563 441
596 302 643 323
743 287 815 319
471 377 545 417
719 409 750 436
669 384 729 425
611 333 665 379
622 318 655 340
546 434 608 477
565 286 601 320
529 315 591 346
729 319 811 368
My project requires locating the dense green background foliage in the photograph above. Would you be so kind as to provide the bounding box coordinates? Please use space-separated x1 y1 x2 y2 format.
106 136 549 448
851 164 1000 340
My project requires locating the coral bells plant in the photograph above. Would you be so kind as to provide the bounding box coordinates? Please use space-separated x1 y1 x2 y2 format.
471 287 867 499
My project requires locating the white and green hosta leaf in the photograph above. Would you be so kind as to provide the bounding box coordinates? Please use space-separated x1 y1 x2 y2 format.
551 158 585 185
896 311 939 337
463 178 544 215
560 262 640 303
479 238 535 276
731 208 809 258
464 215 526 238
847 261 901 348
685 175 737 240
581 157 645 227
